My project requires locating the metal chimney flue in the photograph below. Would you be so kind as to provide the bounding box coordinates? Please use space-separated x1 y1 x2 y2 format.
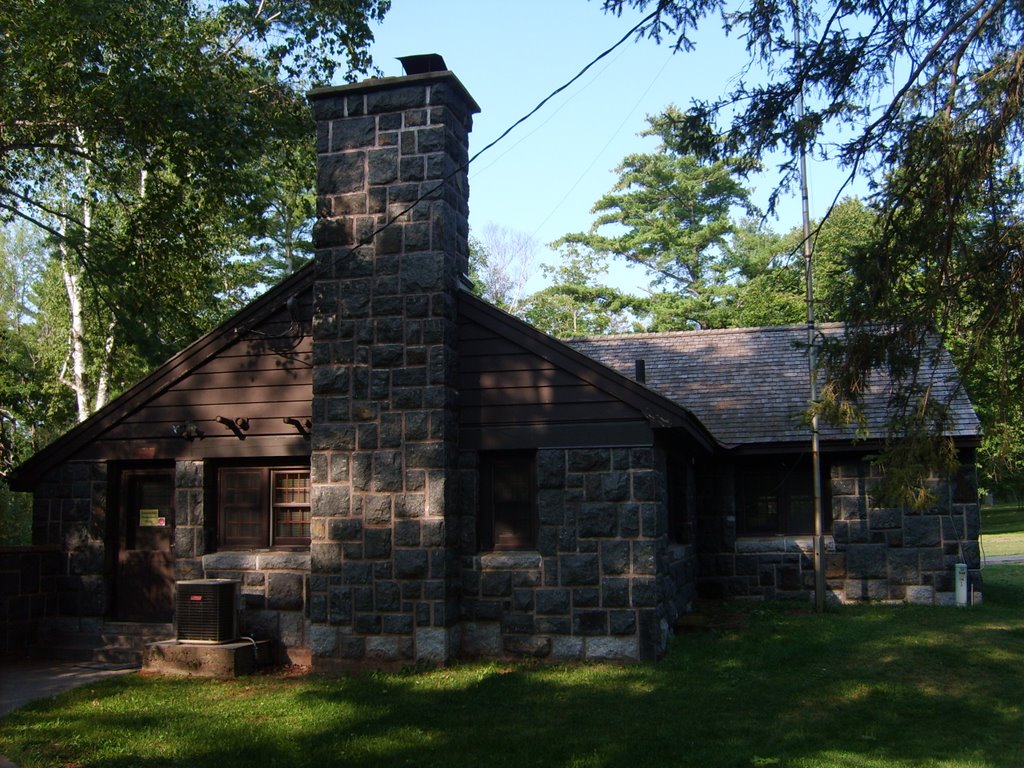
398 54 448 76
635 359 646 384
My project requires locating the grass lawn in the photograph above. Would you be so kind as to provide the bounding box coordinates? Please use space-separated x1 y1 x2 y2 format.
2 566 1022 768
980 504 1024 557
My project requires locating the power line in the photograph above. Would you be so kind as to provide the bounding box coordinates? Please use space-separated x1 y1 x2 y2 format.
340 8 663 255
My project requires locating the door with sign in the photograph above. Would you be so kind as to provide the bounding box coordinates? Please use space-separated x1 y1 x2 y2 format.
116 469 175 622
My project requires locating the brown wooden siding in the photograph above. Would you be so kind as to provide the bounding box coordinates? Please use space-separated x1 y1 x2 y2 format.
457 314 651 449
75 302 313 462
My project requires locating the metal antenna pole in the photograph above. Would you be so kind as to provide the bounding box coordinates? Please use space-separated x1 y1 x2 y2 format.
794 5 826 613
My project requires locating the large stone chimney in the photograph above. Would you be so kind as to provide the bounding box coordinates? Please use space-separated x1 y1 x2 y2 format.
307 65 479 668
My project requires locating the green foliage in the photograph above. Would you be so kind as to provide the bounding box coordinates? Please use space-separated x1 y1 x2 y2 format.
598 0 1024 502
0 0 388 437
560 107 757 330
522 244 639 337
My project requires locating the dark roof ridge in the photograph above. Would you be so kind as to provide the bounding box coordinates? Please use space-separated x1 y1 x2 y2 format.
568 321 847 343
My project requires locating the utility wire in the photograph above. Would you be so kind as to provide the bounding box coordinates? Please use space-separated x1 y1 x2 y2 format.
530 49 676 241
338 7 663 255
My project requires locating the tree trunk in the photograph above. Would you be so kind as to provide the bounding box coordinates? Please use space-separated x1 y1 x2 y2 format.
58 240 90 423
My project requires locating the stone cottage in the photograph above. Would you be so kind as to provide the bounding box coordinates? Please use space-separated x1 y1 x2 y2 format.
8 62 982 668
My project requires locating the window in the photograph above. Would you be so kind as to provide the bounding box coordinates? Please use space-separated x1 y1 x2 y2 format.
478 452 536 551
738 457 828 536
218 465 310 548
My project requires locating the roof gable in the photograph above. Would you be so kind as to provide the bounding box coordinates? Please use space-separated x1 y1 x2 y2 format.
10 265 316 490
457 293 717 452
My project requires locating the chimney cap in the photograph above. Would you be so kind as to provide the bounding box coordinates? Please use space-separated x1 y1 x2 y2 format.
398 53 448 76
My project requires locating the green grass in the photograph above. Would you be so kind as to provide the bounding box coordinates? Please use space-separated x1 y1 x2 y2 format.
981 504 1024 557
3 566 1024 768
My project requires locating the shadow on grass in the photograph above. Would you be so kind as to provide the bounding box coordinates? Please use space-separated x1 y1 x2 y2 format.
2 569 1022 768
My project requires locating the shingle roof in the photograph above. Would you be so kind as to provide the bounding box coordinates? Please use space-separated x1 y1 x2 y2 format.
566 322 980 449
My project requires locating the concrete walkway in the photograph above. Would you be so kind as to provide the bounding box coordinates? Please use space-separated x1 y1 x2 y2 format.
1 660 138 768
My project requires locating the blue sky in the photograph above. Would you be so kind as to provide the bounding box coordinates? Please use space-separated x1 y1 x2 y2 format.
367 1 866 289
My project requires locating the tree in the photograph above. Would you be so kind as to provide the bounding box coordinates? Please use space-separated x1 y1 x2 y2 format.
560 107 757 330
600 0 1024 501
1 0 389 423
522 244 639 337
468 223 538 315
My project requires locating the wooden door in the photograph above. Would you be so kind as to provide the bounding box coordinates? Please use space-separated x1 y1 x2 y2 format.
116 469 175 622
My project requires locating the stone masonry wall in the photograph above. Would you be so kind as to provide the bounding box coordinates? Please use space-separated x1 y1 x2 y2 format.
697 457 983 605
178 459 310 662
458 446 676 661
0 546 62 655
307 73 476 667
30 461 109 622
202 551 310 662
829 458 982 605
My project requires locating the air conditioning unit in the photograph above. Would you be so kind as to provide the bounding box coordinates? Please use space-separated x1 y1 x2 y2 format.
176 579 239 643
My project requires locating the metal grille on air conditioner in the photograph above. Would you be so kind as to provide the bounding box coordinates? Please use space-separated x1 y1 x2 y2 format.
175 579 238 643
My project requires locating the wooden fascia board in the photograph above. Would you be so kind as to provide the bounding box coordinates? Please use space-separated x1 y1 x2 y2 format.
458 293 720 453
10 266 316 490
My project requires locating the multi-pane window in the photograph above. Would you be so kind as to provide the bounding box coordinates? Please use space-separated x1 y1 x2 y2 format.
478 452 536 551
272 470 311 546
218 466 310 549
739 458 827 536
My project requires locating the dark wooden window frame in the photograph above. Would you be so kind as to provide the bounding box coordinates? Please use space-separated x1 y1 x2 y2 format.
737 456 831 537
217 463 311 549
478 451 537 552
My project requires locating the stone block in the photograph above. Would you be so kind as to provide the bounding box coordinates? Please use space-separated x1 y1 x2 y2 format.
579 503 617 538
512 588 534 612
602 578 630 607
415 626 451 663
374 581 401 612
567 449 610 473
631 578 659 607
363 528 392 559
309 625 338 656
904 515 941 548
573 610 607 636
480 570 512 597
846 544 887 579
313 482 352 515
366 635 411 662
905 585 935 605
535 588 570 615
584 636 639 661
889 549 921 585
609 610 637 635
504 635 551 658
632 541 657 575
203 552 257 571
560 554 599 585
869 507 902 530
267 572 305 611
843 578 889 601
383 614 414 635
461 622 502 656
